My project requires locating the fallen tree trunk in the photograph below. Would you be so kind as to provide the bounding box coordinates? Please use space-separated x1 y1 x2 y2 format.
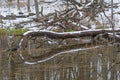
23 29 120 39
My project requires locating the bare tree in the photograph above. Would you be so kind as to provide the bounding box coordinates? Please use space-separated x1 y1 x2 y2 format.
111 0 115 40
17 0 20 10
34 0 40 18
27 0 31 12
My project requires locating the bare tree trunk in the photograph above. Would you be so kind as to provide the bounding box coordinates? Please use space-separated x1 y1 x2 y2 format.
34 0 40 18
111 0 115 40
0 15 3 23
17 0 20 10
27 0 31 12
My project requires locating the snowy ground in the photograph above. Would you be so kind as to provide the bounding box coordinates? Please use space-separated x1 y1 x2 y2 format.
0 0 65 29
0 0 120 30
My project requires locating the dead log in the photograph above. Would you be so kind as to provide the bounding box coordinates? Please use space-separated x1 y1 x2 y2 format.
23 29 120 39
20 29 120 50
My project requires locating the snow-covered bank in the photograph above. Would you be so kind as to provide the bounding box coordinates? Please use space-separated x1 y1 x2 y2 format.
0 0 120 30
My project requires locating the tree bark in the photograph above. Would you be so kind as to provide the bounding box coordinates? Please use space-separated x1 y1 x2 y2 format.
34 0 40 18
17 0 20 10
27 0 31 12
24 30 120 39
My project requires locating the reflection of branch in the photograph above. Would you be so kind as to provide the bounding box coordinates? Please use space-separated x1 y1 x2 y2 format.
108 61 120 71
23 45 103 64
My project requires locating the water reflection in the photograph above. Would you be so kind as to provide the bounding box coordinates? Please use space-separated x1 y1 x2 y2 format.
97 53 103 80
0 38 120 80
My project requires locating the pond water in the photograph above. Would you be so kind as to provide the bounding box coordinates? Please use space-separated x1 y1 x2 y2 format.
0 35 120 80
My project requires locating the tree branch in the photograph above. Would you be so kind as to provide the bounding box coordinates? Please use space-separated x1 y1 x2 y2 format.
23 29 120 39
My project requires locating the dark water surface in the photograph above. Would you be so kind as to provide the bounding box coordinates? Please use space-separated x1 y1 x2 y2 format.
0 36 120 80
